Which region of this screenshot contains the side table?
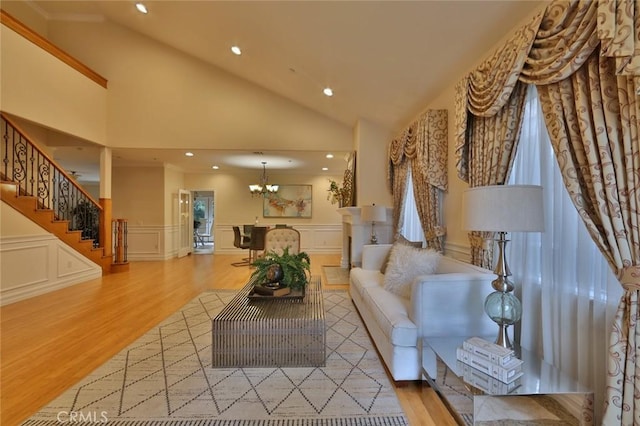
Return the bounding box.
[422,336,593,425]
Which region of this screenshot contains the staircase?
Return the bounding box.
[1,113,113,273]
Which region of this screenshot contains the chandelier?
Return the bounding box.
[249,161,279,197]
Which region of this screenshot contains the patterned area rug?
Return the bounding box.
[23,290,407,426]
[322,266,350,285]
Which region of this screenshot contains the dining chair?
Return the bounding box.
[248,226,268,264]
[231,226,251,266]
[264,227,300,256]
[196,221,213,244]
[193,221,205,248]
[243,224,254,241]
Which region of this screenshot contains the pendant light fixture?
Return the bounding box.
[249,161,279,197]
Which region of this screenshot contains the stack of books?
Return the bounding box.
[456,337,524,388]
[252,285,291,297]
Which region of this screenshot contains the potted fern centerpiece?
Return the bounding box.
[251,247,311,291]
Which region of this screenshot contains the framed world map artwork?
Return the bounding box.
[263,185,312,218]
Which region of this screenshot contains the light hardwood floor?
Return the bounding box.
[0,252,456,426]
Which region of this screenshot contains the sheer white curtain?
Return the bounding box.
[508,85,621,421]
[400,167,426,245]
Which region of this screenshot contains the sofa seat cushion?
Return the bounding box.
[350,268,383,299]
[363,284,417,347]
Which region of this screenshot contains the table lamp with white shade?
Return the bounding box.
[461,185,544,348]
[361,204,387,244]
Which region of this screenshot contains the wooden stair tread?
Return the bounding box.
[2,181,111,273]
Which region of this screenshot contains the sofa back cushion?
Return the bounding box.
[436,256,494,274]
[361,244,393,270]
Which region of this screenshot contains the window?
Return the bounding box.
[400,167,425,245]
[507,85,621,420]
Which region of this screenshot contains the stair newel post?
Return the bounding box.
[99,198,112,258]
[111,218,130,273]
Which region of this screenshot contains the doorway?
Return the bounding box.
[192,190,215,254]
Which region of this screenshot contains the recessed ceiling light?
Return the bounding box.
[135,3,148,14]
[231,46,242,55]
[326,153,334,159]
[185,152,194,157]
[212,165,219,170]
[323,87,333,97]
[322,167,329,171]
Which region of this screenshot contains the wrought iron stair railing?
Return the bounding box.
[1,112,103,248]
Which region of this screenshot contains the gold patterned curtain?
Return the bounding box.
[597,0,640,94]
[466,82,528,268]
[455,10,544,181]
[388,110,447,251]
[455,0,639,422]
[341,151,356,207]
[533,50,640,426]
[453,9,543,268]
[520,3,640,420]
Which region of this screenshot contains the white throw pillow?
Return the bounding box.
[380,234,422,274]
[383,243,441,298]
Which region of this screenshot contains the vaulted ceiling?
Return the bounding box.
[5,0,547,179]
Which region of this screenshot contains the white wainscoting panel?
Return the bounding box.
[126,225,172,261]
[165,226,178,258]
[0,234,101,306]
[307,228,342,251]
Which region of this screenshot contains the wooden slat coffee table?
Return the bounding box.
[211,276,325,368]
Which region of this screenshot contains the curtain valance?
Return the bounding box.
[467,11,544,116]
[388,110,447,192]
[456,0,640,182]
[597,0,640,79]
[520,0,600,84]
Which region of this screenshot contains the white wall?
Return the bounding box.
[1,2,48,37]
[354,119,393,207]
[0,203,102,306]
[0,25,108,145]
[112,166,165,225]
[0,202,48,236]
[110,166,169,260]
